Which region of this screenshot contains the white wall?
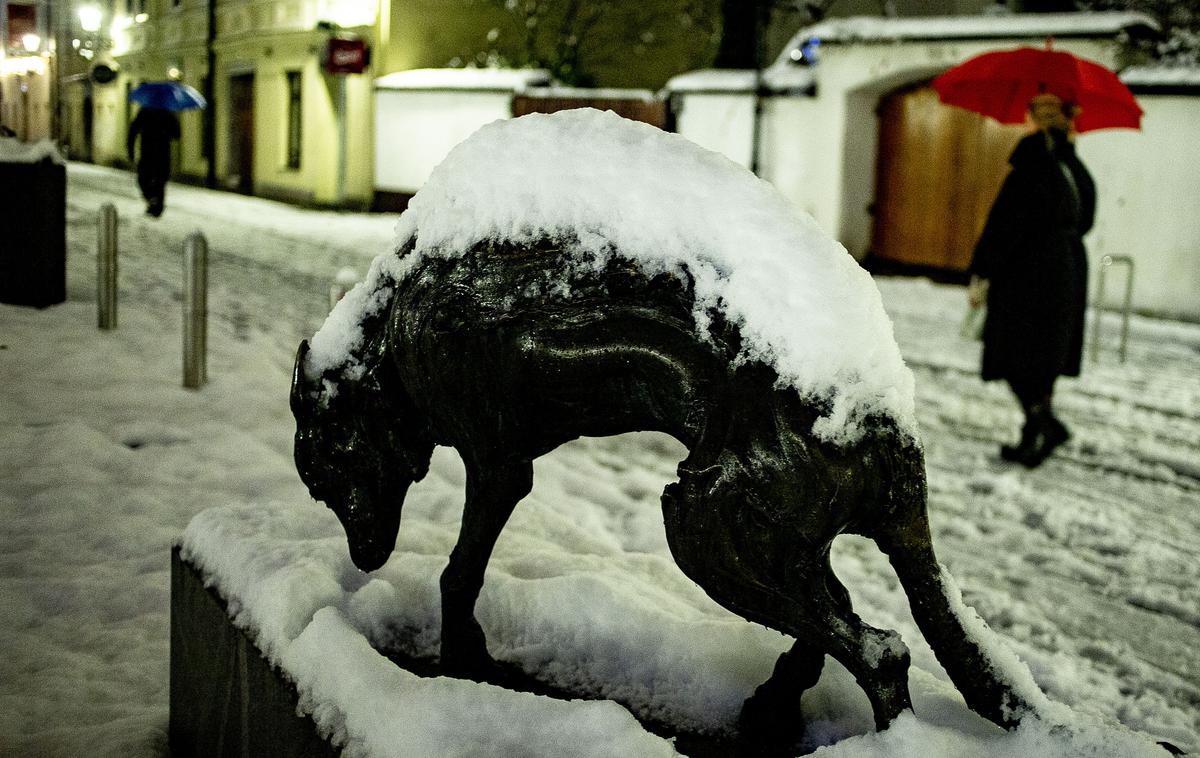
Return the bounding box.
[762,37,1119,259]
[374,89,512,194]
[758,95,843,239]
[1079,96,1200,320]
[672,93,756,169]
[675,38,1200,319]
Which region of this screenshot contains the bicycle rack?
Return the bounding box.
[1090,254,1134,364]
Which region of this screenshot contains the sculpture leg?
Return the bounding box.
[875,511,1035,729]
[798,573,913,732]
[738,556,858,753]
[737,641,824,756]
[439,458,533,677]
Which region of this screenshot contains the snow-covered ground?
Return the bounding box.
[1,163,1197,756]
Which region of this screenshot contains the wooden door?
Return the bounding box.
[512,95,669,129]
[228,73,255,193]
[83,89,94,162]
[871,84,1024,273]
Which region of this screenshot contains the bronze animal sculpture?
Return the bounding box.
[291,238,1035,748]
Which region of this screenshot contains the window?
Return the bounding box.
[285,71,302,170]
[6,4,37,49]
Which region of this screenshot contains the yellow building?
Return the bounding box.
[37,0,727,208]
[65,0,730,209]
[2,0,53,141]
[80,0,376,207]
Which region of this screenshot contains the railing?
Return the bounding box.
[1090,254,1134,364]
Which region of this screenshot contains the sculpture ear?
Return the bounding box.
[291,340,312,415]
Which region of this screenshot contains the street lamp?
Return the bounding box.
[78,6,103,34]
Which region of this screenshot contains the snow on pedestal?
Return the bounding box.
[177,456,1174,757]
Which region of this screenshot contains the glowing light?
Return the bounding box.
[135,13,148,23]
[78,5,103,33]
[22,33,42,53]
[321,0,376,29]
[1,56,47,75]
[168,67,181,79]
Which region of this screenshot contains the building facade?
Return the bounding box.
[2,0,53,141]
[98,0,376,206]
[31,0,731,209]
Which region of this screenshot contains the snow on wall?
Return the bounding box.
[375,67,552,91]
[373,89,513,195]
[1122,65,1200,88]
[774,12,1157,62]
[318,108,918,446]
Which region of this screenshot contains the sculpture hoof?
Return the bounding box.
[736,692,806,758]
[440,623,497,681]
[440,650,499,681]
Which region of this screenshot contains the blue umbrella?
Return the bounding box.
[129,81,207,112]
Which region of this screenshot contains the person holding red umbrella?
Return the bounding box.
[934,41,1140,468]
[965,90,1095,468]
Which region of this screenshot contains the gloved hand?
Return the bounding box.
[967,275,989,308]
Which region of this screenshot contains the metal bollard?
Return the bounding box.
[182,233,208,389]
[97,203,118,329]
[1090,254,1134,364]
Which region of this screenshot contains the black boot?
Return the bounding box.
[1001,408,1044,464]
[1002,407,1068,468]
[1024,413,1069,467]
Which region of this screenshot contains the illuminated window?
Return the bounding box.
[286,71,302,169]
[6,4,37,50]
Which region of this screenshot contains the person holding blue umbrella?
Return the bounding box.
[126,81,204,217]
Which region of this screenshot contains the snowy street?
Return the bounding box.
[1,162,1197,756]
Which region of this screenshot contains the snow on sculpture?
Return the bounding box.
[291,109,1036,749]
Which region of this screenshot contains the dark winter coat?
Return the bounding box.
[127,108,180,204]
[969,129,1095,392]
[127,107,179,170]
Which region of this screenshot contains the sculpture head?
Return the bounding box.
[291,340,434,572]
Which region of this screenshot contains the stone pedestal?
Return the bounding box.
[0,159,66,308]
[169,547,733,757]
[168,547,337,757]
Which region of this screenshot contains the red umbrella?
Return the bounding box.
[931,40,1142,133]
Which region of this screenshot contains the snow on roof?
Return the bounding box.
[310,108,917,446]
[0,138,65,165]
[375,67,552,91]
[1121,65,1200,90]
[775,11,1159,66]
[664,67,815,94]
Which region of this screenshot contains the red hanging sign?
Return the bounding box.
[324,37,367,75]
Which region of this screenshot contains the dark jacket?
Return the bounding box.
[127,107,180,171]
[969,129,1095,390]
